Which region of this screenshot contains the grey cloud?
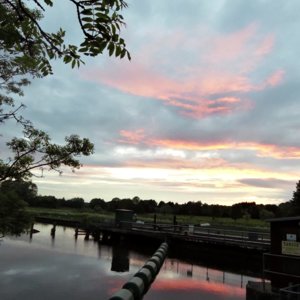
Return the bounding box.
[214,1,300,34]
[5,0,300,204]
[239,178,294,189]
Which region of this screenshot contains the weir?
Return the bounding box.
[36,215,270,252]
[109,242,169,300]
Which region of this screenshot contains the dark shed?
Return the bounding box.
[269,216,300,255]
[264,216,300,289]
[115,209,135,228]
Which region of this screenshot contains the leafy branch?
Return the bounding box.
[1,0,130,76]
[1,125,94,182]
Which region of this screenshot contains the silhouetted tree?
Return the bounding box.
[0,180,37,204]
[90,198,106,210]
[290,180,300,215]
[231,204,243,221]
[65,197,85,209]
[34,195,59,208]
[0,191,31,236]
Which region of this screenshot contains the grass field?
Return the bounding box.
[27,207,269,230]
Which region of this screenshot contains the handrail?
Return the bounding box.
[121,221,270,242]
[263,252,300,279]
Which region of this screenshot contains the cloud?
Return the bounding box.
[83,22,283,119]
[117,129,300,159]
[239,178,294,189]
[118,129,146,145]
[264,70,285,87]
[9,0,300,205]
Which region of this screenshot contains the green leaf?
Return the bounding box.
[120,48,126,59]
[78,47,89,53]
[112,24,116,36]
[95,12,110,21]
[81,9,93,15]
[44,0,53,6]
[108,43,115,56]
[98,41,108,52]
[81,17,94,22]
[63,55,72,64]
[83,23,94,30]
[115,46,121,57]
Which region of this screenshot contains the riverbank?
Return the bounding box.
[27,207,269,231]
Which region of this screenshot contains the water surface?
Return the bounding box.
[0,224,263,300]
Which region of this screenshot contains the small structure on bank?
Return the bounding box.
[264,216,300,290]
[247,216,300,300]
[115,209,135,229]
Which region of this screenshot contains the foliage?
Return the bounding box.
[259,208,275,220]
[1,0,130,77]
[0,0,131,182]
[27,206,114,223]
[90,198,106,210]
[0,0,130,236]
[0,190,32,236]
[0,179,37,201]
[0,126,94,182]
[4,181,299,234]
[290,180,300,215]
[64,197,85,209]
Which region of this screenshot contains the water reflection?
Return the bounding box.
[148,259,254,300]
[0,224,264,300]
[111,244,130,272]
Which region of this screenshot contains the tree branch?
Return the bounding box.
[70,0,94,39]
[33,0,45,11]
[16,0,63,55]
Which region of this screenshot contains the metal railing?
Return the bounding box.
[263,253,300,279]
[280,284,300,300]
[115,221,270,250]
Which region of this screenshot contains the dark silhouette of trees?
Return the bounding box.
[0,180,37,203]
[33,195,67,208]
[65,197,85,209]
[90,198,106,211]
[0,0,130,235]
[2,180,300,227]
[1,0,130,182]
[290,180,300,215]
[0,190,31,236]
[231,204,243,221]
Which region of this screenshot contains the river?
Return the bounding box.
[0,223,264,300]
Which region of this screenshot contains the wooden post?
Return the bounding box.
[29,223,34,240]
[93,230,100,241]
[74,227,79,239]
[84,230,90,240]
[173,215,177,232]
[50,224,56,238]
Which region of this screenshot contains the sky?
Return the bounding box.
[8,0,300,205]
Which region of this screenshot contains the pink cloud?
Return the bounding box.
[264,70,285,86]
[255,34,275,56]
[206,23,258,63]
[119,129,146,144]
[83,23,283,118]
[117,130,300,159]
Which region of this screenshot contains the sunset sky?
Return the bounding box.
[11,0,300,205]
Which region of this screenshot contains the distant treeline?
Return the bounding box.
[1,180,300,220]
